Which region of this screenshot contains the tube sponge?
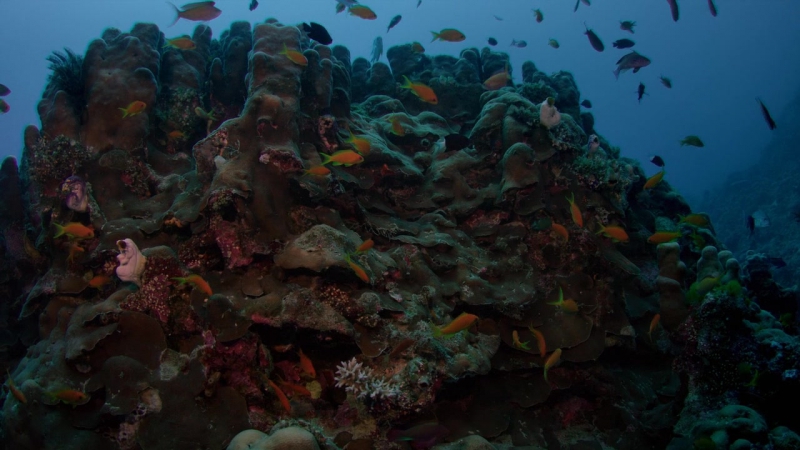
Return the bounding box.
[116,239,146,286]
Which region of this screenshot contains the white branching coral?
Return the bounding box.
[334,357,400,401]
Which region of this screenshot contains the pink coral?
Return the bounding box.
[201,331,269,403]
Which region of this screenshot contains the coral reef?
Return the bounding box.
[0,18,797,450]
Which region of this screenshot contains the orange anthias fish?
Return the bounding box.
[648,313,661,342]
[388,116,406,136]
[411,42,425,53]
[648,231,681,244]
[434,312,478,337]
[305,165,331,176]
[298,349,316,378]
[548,288,579,313]
[172,274,213,296]
[278,380,311,397]
[88,274,112,288]
[67,241,85,263]
[551,222,569,241]
[543,348,562,382]
[356,239,374,253]
[266,379,292,413]
[168,1,222,27]
[484,67,510,91]
[678,214,710,227]
[48,389,89,406]
[6,371,27,404]
[511,330,530,350]
[401,76,438,104]
[344,254,370,283]
[528,326,547,357]
[431,28,466,43]
[280,43,308,66]
[348,5,377,20]
[597,224,630,243]
[119,101,146,118]
[164,36,196,50]
[321,150,364,166]
[643,170,665,190]
[53,222,94,239]
[168,130,185,140]
[346,132,372,154]
[566,193,583,227]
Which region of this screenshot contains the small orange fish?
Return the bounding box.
[272,344,293,353]
[172,274,213,296]
[434,312,478,337]
[168,1,222,26]
[648,231,681,244]
[348,5,377,20]
[551,222,569,241]
[597,224,630,243]
[53,222,94,239]
[356,239,374,253]
[512,330,530,350]
[48,389,88,405]
[164,36,196,50]
[266,379,292,413]
[380,164,393,177]
[388,116,406,136]
[528,326,547,358]
[678,214,709,227]
[389,338,415,358]
[401,75,438,104]
[344,254,370,283]
[168,130,185,140]
[411,42,425,53]
[431,28,466,43]
[305,165,331,176]
[484,66,510,91]
[321,150,364,166]
[566,193,583,227]
[298,349,316,378]
[119,101,146,118]
[280,43,308,66]
[648,313,660,342]
[643,170,665,190]
[548,288,579,313]
[88,274,111,288]
[543,348,562,382]
[278,380,311,397]
[67,241,85,263]
[346,132,371,155]
[6,371,26,404]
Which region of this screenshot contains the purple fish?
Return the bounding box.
[387,422,449,449]
[667,0,679,21]
[613,51,651,79]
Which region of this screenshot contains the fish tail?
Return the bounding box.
[171,276,187,285]
[319,153,332,165]
[53,223,65,238]
[613,68,620,80]
[401,75,412,89]
[432,325,442,337]
[430,31,439,43]
[119,108,129,118]
[280,43,288,55]
[167,2,181,27]
[595,225,605,235]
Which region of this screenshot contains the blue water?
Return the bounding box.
[1,0,799,205]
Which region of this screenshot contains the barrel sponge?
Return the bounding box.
[226,427,320,450]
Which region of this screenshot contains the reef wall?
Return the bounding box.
[0,19,798,450]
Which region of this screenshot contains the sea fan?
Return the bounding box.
[43,48,86,111]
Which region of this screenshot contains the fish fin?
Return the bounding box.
[430,31,439,42]
[166,2,181,27]
[53,223,65,238]
[319,153,332,165]
[613,68,620,80]
[119,108,129,118]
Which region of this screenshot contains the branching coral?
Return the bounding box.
[334,357,400,401]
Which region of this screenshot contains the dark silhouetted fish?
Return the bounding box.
[581,99,592,108]
[0,84,9,97]
[445,134,470,151]
[660,75,672,89]
[614,51,651,79]
[0,99,9,114]
[488,37,498,46]
[613,39,635,49]
[249,0,258,11]
[371,36,383,63]
[387,422,449,448]
[584,23,604,52]
[511,39,527,48]
[302,22,333,45]
[387,15,402,32]
[574,0,590,12]
[649,155,665,167]
[756,98,776,130]
[746,215,755,235]
[620,20,636,33]
[708,0,718,16]
[667,0,679,22]
[637,82,647,103]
